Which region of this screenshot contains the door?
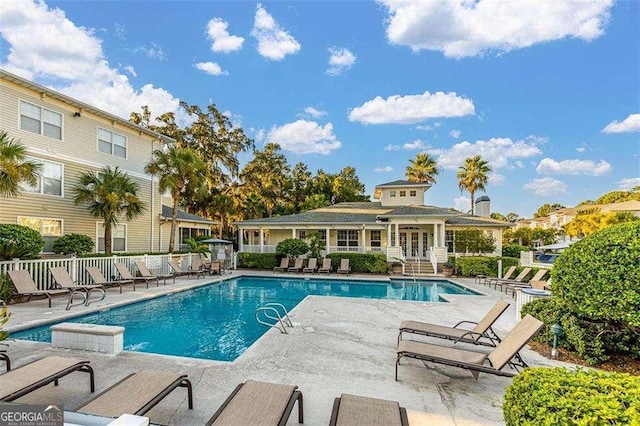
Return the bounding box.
[400,232,420,259]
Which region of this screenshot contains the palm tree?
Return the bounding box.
[406,153,439,184]
[73,167,145,255]
[457,155,492,215]
[145,146,207,252]
[0,130,41,197]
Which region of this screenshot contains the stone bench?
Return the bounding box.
[51,323,124,355]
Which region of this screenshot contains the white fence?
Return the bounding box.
[0,253,203,291]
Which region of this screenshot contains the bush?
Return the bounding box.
[501,244,530,258]
[0,274,14,304]
[453,256,520,277]
[503,367,640,425]
[275,238,310,258]
[326,253,388,274]
[52,233,94,256]
[237,252,279,269]
[551,221,640,361]
[0,224,45,259]
[453,229,496,253]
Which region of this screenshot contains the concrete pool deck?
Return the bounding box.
[2,271,574,425]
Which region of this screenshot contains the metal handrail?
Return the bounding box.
[264,303,293,327]
[255,307,288,334]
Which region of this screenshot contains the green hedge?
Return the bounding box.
[326,253,388,274]
[0,224,45,260]
[451,256,520,277]
[501,244,530,258]
[503,367,640,425]
[237,252,280,270]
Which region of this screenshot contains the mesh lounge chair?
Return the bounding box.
[49,267,106,306]
[86,266,135,293]
[487,267,531,289]
[205,380,303,426]
[135,261,175,285]
[503,269,548,295]
[303,258,317,274]
[168,260,205,279]
[337,259,350,275]
[76,371,192,418]
[330,394,408,426]
[477,265,517,285]
[115,263,159,288]
[0,356,94,402]
[7,270,86,310]
[0,346,9,371]
[318,258,333,274]
[288,258,304,273]
[398,300,510,348]
[273,258,289,273]
[396,315,544,380]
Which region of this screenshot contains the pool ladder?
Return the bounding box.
[255,303,293,334]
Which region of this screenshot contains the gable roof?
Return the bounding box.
[160,205,216,224]
[446,216,514,227]
[375,180,432,188]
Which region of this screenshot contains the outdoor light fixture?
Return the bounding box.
[550,323,563,359]
[73,111,82,118]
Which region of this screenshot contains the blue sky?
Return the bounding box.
[1,0,638,217]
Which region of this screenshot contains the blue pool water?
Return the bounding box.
[12,276,478,361]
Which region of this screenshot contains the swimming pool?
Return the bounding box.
[12,276,479,361]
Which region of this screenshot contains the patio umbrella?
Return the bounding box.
[199,238,232,244]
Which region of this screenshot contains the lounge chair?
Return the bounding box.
[398,300,510,347]
[337,259,350,275]
[205,380,303,426]
[303,258,317,274]
[477,265,516,285]
[7,270,86,310]
[329,393,408,426]
[273,258,289,273]
[135,261,175,285]
[0,356,94,401]
[487,267,531,289]
[86,266,136,293]
[396,315,544,380]
[49,267,106,306]
[288,258,304,273]
[0,346,9,371]
[76,371,192,418]
[168,260,205,279]
[503,269,548,295]
[318,258,333,274]
[115,262,159,288]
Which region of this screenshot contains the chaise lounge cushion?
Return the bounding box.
[331,394,408,426]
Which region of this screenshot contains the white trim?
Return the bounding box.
[97,126,128,159]
[95,222,128,253]
[18,98,64,141]
[23,156,65,198]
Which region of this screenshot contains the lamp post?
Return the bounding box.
[550,323,563,359]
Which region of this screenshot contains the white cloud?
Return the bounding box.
[349,91,474,124]
[132,43,167,60]
[267,120,341,154]
[249,128,266,143]
[618,177,640,190]
[576,143,590,152]
[602,113,640,133]
[375,166,394,173]
[514,161,524,168]
[251,3,301,61]
[0,0,182,122]
[450,129,461,138]
[327,46,356,75]
[206,17,244,53]
[194,61,228,76]
[536,158,611,176]
[303,106,327,118]
[384,144,401,151]
[430,137,542,170]
[403,140,429,150]
[453,195,470,213]
[488,172,505,186]
[523,177,568,196]
[380,0,613,58]
[123,65,137,77]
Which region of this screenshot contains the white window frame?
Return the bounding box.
[17,216,63,253]
[96,222,128,253]
[22,157,64,197]
[97,127,128,158]
[389,190,396,198]
[370,230,381,247]
[19,100,63,140]
[337,230,359,247]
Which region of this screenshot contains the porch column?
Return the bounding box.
[361,226,366,253]
[394,223,399,247]
[292,228,296,239]
[259,227,264,253]
[238,227,244,252]
[386,224,391,249]
[439,223,446,248]
[326,227,331,254]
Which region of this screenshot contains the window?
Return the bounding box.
[97,223,127,252]
[445,230,455,253]
[389,191,396,197]
[410,190,417,197]
[23,158,63,196]
[98,128,127,158]
[298,230,307,239]
[179,227,208,245]
[337,230,359,247]
[18,217,63,253]
[399,190,406,197]
[370,230,381,247]
[20,101,62,140]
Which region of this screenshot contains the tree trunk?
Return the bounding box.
[104,223,112,256]
[169,198,178,252]
[470,190,475,215]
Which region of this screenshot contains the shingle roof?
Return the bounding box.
[379,205,460,217]
[160,205,216,224]
[446,215,513,227]
[375,180,431,188]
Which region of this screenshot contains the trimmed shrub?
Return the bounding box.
[453,256,520,277]
[0,224,45,259]
[275,238,310,258]
[453,229,496,253]
[237,252,279,270]
[501,244,530,258]
[503,367,640,425]
[52,233,94,256]
[326,253,388,274]
[0,273,15,302]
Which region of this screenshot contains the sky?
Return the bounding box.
[0,0,638,218]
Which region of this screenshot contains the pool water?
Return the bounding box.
[12,276,478,361]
